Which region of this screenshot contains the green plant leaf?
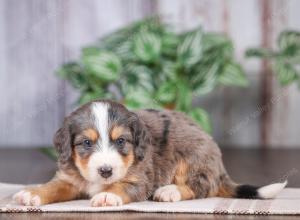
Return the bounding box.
[219,62,248,87]
[245,48,275,58]
[191,62,219,95]
[56,62,88,89]
[177,28,203,67]
[124,87,159,109]
[82,50,122,82]
[278,31,300,52]
[40,148,58,161]
[155,81,177,104]
[98,16,164,49]
[82,46,101,57]
[246,30,300,89]
[202,33,228,49]
[274,59,298,86]
[175,82,192,112]
[114,40,136,61]
[202,33,233,59]
[134,31,161,63]
[121,64,154,93]
[246,31,300,60]
[194,75,218,96]
[188,108,212,133]
[161,61,178,81]
[162,31,180,57]
[78,88,111,105]
[278,31,300,63]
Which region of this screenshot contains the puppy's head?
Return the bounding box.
[54,100,149,184]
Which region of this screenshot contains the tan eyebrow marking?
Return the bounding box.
[110,126,124,140]
[82,128,99,142]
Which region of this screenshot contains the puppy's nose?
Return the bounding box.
[98,165,113,178]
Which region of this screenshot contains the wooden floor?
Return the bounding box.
[0,148,300,220]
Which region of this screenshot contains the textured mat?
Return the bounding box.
[1,183,300,215]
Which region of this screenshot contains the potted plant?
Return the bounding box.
[42,17,248,160]
[246,30,300,86]
[58,17,247,134]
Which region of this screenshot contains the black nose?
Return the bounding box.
[98,165,113,178]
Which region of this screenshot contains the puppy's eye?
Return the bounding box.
[83,139,92,148]
[116,138,125,146]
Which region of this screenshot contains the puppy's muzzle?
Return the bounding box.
[98,165,113,178]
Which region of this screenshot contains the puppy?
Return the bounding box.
[13,100,287,206]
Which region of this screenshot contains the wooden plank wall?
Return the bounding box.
[0,0,299,148]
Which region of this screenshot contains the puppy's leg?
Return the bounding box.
[154,160,213,202]
[13,178,80,206]
[91,176,148,207]
[153,184,194,202]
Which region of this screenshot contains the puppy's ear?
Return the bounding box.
[53,120,72,163]
[130,113,150,161]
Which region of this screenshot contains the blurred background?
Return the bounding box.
[0,0,300,186]
[0,0,300,185]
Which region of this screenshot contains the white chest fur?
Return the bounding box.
[87,182,104,197]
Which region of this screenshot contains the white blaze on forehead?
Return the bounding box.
[88,102,126,185]
[92,102,109,149]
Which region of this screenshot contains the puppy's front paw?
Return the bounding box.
[153,184,181,202]
[13,190,41,206]
[90,192,123,207]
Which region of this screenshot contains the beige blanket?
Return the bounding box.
[1,183,299,215]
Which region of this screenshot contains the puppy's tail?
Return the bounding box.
[218,176,287,199]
